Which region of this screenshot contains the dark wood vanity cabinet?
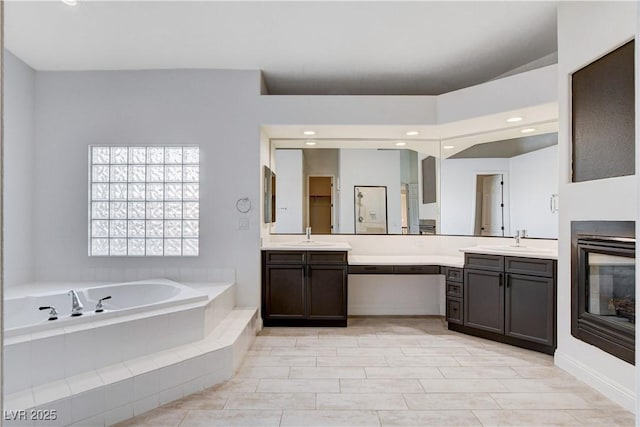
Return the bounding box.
[449,253,556,354]
[262,250,348,327]
[445,267,464,325]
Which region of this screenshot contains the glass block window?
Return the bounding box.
[89,146,199,256]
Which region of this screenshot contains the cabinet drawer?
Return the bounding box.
[308,251,348,265]
[446,298,463,324]
[446,282,463,298]
[264,250,305,265]
[505,257,555,278]
[445,267,463,282]
[348,265,394,274]
[465,253,504,272]
[393,265,440,275]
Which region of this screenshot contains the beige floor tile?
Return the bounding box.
[498,378,581,393]
[566,409,635,426]
[210,378,259,394]
[161,390,227,410]
[296,337,359,347]
[403,392,501,410]
[365,367,443,379]
[473,409,583,426]
[270,346,337,357]
[317,356,389,367]
[179,409,282,426]
[386,356,460,367]
[290,366,366,379]
[281,409,380,426]
[113,408,187,426]
[337,347,405,356]
[453,355,535,366]
[224,392,316,410]
[419,379,508,393]
[242,355,316,367]
[339,379,425,394]
[489,392,592,409]
[316,393,407,410]
[378,410,482,426]
[234,366,290,379]
[439,366,520,379]
[251,336,297,348]
[257,378,340,393]
[511,366,573,379]
[401,346,472,356]
[357,337,422,347]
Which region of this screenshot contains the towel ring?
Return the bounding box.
[236,197,252,213]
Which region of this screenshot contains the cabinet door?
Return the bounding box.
[464,269,504,334]
[307,265,348,320]
[264,265,306,319]
[505,273,555,346]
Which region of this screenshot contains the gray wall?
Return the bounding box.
[3,51,35,287]
[31,67,262,307]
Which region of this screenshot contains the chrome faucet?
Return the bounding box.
[306,226,312,241]
[68,290,84,317]
[514,229,527,247]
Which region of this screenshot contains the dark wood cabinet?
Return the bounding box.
[262,250,348,326]
[450,253,557,355]
[464,269,504,334]
[505,272,555,346]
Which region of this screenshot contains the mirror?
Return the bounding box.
[263,166,276,223]
[440,131,558,239]
[269,129,558,238]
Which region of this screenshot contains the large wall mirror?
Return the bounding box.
[269,123,558,238]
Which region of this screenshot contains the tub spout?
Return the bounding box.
[68,290,84,317]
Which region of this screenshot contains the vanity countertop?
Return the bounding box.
[348,255,464,268]
[261,241,353,251]
[459,245,558,260]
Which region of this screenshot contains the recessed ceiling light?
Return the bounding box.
[405,131,419,136]
[395,142,407,147]
[443,145,455,150]
[521,128,536,134]
[305,141,317,146]
[506,116,523,123]
[61,0,78,6]
[303,130,316,136]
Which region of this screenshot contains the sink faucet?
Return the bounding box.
[514,229,527,247]
[306,227,312,241]
[68,290,84,317]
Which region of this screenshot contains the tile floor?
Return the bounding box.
[115,317,635,426]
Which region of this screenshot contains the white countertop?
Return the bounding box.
[261,241,353,251]
[458,245,557,260]
[348,255,464,268]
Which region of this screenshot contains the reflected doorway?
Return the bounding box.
[308,176,333,234]
[474,173,506,236]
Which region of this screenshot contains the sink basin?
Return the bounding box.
[475,245,553,253]
[289,241,336,247]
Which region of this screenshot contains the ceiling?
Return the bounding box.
[5,1,559,95]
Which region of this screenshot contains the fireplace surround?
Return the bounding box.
[571,221,635,364]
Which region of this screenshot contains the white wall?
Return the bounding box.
[3,51,35,287]
[274,149,304,233]
[556,1,637,412]
[338,149,402,234]
[440,157,510,235]
[509,145,558,238]
[31,69,263,308]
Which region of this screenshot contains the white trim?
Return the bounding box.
[555,350,636,413]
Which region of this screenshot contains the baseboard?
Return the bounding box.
[554,350,636,413]
[348,305,441,316]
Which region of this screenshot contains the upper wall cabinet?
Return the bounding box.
[571,40,635,182]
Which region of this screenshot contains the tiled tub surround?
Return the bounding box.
[3,280,259,426]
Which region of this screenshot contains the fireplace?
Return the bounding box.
[571,221,635,364]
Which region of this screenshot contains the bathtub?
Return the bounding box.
[3,279,226,396]
[4,279,208,337]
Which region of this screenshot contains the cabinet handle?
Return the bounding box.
[499,274,503,287]
[506,276,510,288]
[307,266,311,277]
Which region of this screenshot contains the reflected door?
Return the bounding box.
[477,174,504,236]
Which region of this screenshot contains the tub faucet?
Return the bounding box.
[39,306,58,321]
[514,229,527,247]
[306,227,312,241]
[68,290,84,317]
